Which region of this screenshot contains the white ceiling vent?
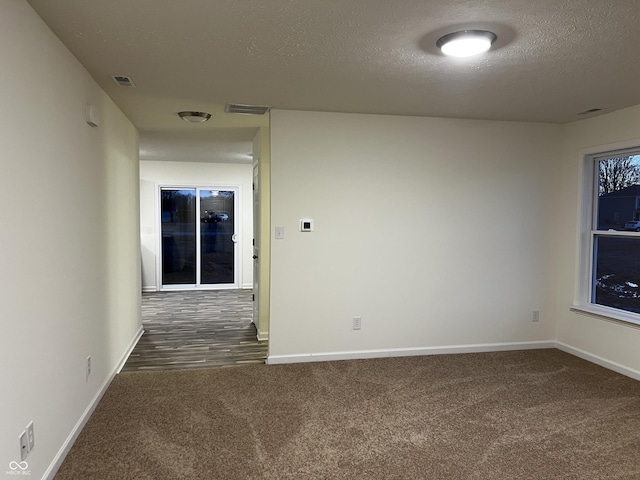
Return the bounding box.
[224,103,270,115]
[111,75,136,87]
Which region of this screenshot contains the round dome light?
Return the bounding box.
[178,111,212,122]
[436,30,497,58]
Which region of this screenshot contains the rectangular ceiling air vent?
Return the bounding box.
[111,75,136,87]
[224,103,270,115]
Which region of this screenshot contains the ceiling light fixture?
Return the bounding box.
[436,30,497,57]
[178,111,212,123]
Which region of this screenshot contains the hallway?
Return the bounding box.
[122,290,267,371]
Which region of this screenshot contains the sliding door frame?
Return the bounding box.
[156,184,242,291]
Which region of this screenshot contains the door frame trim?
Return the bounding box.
[156,184,242,291]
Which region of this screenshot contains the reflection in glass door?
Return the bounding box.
[160,187,237,289]
[200,189,235,284]
[161,189,196,285]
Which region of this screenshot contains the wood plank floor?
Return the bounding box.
[121,289,268,372]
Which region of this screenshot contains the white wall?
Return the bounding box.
[139,161,253,290]
[0,1,141,478]
[253,128,271,341]
[552,104,640,374]
[269,110,562,361]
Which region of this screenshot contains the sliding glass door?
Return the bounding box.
[161,189,196,285]
[160,187,238,289]
[200,189,235,284]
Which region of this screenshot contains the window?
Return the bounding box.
[578,147,640,322]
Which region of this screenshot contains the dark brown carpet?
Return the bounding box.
[54,349,640,479]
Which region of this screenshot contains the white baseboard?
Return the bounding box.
[142,286,157,293]
[268,340,640,382]
[116,326,144,373]
[555,341,640,381]
[267,341,556,365]
[257,331,269,341]
[43,326,144,480]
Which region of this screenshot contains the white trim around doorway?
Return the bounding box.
[156,184,242,291]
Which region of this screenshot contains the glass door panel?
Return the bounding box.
[200,189,235,284]
[161,188,197,285]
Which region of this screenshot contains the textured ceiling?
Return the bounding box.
[25,0,640,161]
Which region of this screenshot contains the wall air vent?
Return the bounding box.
[224,103,270,115]
[111,75,136,87]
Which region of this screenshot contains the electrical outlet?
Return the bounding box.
[532,310,540,322]
[27,422,34,452]
[353,316,362,330]
[86,355,91,382]
[19,430,28,461]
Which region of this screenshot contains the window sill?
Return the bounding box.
[570,304,640,328]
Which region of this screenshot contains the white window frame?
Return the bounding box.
[573,140,640,326]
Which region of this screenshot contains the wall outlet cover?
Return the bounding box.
[19,430,28,461]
